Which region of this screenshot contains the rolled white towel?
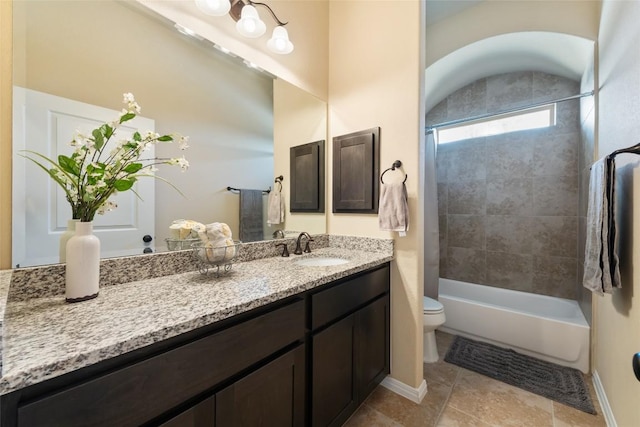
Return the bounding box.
[205,222,233,241]
[200,238,236,262]
[170,219,205,240]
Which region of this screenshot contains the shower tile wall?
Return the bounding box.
[578,60,596,323]
[428,71,581,299]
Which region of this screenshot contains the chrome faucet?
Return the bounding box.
[294,232,313,255]
[272,229,285,239]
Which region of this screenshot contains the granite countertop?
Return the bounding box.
[0,247,392,395]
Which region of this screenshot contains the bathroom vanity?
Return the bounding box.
[0,240,392,426]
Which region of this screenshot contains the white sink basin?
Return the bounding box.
[294,257,350,267]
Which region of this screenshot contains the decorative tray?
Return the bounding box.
[191,241,242,276]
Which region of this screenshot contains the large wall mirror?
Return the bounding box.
[12,0,327,268]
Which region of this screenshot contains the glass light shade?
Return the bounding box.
[267,26,294,55]
[195,0,231,16]
[236,5,266,38]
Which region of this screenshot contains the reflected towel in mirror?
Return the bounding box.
[267,186,285,226]
[239,189,264,242]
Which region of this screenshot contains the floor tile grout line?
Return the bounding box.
[432,361,463,426]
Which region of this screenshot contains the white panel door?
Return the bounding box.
[12,87,155,267]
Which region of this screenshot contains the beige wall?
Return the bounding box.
[594,0,640,425]
[426,0,600,67]
[12,0,275,250]
[0,1,11,269]
[139,0,329,101]
[273,78,327,235]
[328,0,425,389]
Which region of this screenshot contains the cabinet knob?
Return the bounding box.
[143,247,153,254]
[143,235,153,243]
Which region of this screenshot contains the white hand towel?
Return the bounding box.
[267,187,285,226]
[378,182,409,237]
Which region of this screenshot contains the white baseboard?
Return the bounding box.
[380,376,427,404]
[593,370,617,427]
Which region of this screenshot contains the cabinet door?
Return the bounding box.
[311,315,358,427]
[290,140,325,212]
[216,344,305,427]
[356,295,390,400]
[160,396,215,427]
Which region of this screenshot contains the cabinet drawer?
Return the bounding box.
[18,299,305,427]
[311,264,389,330]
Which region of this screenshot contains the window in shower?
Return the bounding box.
[437,103,556,144]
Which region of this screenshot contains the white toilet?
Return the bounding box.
[423,296,446,363]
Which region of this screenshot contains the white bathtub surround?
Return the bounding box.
[64,221,100,303]
[438,278,590,373]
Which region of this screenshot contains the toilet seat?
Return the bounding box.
[423,296,444,314]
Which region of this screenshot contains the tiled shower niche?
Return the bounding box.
[428,71,581,299]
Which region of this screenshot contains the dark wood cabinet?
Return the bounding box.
[355,296,390,399]
[160,345,306,427]
[332,127,380,213]
[1,264,390,427]
[290,140,325,212]
[312,314,358,427]
[11,300,305,427]
[217,344,305,426]
[310,265,390,426]
[160,397,216,427]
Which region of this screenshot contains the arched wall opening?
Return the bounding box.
[424,31,596,326]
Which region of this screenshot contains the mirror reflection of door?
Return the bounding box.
[13,88,155,267]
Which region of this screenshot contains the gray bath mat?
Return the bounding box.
[444,336,596,414]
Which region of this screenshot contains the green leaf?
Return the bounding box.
[120,112,135,123]
[92,128,105,150]
[157,135,173,142]
[58,154,80,175]
[21,150,78,185]
[103,124,114,139]
[114,179,135,191]
[133,131,141,142]
[123,163,143,173]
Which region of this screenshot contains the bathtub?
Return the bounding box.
[438,278,590,373]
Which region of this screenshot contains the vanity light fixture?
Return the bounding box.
[194,0,294,55]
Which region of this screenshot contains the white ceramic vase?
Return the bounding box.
[59,219,79,263]
[65,221,100,303]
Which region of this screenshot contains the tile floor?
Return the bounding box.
[345,331,606,427]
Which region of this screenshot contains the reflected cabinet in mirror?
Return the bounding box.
[290,140,325,213]
[11,0,327,268]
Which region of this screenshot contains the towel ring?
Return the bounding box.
[274,175,284,191]
[380,160,408,184]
